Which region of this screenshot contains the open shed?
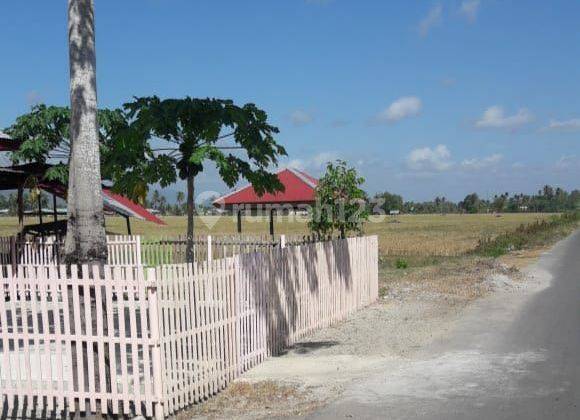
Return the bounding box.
[213,167,318,235]
[0,162,165,236]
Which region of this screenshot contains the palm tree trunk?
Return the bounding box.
[186,172,195,262]
[64,0,107,266]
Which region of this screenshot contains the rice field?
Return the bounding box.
[0,213,554,257]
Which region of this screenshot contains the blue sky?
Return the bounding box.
[1,0,579,201]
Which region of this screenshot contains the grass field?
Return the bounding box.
[0,213,555,257]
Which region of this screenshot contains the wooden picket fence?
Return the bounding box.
[0,236,378,418]
[140,234,280,266]
[0,236,13,266]
[0,234,328,268]
[0,235,142,267]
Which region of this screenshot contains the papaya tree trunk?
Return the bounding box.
[186,172,195,262]
[64,0,108,266]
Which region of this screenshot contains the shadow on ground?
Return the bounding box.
[277,340,340,356]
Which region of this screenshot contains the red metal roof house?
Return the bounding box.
[213,167,319,235]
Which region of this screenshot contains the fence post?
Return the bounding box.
[135,235,142,266]
[207,235,212,263]
[147,267,165,420]
[280,234,286,249]
[10,236,17,272]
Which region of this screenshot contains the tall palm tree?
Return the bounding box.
[64,0,107,265]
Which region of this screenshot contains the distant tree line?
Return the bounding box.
[4,184,576,217]
[372,185,579,214]
[143,190,217,216]
[0,191,59,216]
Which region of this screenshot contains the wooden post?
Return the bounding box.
[237,210,242,234]
[269,208,275,237]
[135,235,142,266]
[17,186,24,229]
[52,193,58,223]
[207,235,212,263]
[147,267,165,420]
[37,192,43,225]
[9,236,17,271]
[125,215,132,235]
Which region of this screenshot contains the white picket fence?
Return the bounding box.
[0,234,322,267]
[1,235,142,266]
[0,236,378,418]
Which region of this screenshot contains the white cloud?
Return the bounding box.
[555,155,578,170]
[461,153,503,170]
[544,118,580,132]
[286,151,340,171]
[475,106,533,130]
[460,0,480,22]
[287,159,306,170]
[290,110,314,126]
[407,144,453,172]
[418,4,443,37]
[311,151,339,167]
[377,96,422,123]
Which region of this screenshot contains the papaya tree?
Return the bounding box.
[5,104,125,184]
[309,160,369,238]
[110,96,287,261]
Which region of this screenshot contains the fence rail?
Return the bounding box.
[0,236,378,418]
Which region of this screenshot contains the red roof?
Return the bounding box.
[102,189,166,225]
[214,168,318,206]
[38,182,166,225]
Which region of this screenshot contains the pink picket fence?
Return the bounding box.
[0,236,378,418]
[0,235,142,267]
[0,234,322,267]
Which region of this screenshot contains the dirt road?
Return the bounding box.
[306,230,580,419]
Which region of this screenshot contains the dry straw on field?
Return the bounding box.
[0,213,552,257]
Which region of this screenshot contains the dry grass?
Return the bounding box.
[379,256,525,304]
[0,213,554,258]
[176,380,321,419]
[369,213,554,257]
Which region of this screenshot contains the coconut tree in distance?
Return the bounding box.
[65,0,107,265]
[176,191,185,215]
[108,96,287,261]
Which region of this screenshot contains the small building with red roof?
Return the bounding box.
[213,167,318,235]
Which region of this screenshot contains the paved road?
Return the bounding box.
[308,231,580,420]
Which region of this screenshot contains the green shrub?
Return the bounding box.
[395,258,409,269]
[474,211,579,257]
